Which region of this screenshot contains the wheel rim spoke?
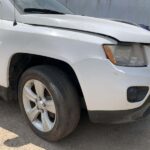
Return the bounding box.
[24,87,37,102]
[41,111,52,131]
[27,106,40,122]
[34,80,45,98]
[45,100,56,114]
[23,79,56,132]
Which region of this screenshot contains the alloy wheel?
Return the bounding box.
[22,79,56,132]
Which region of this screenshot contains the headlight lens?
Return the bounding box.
[103,44,147,67]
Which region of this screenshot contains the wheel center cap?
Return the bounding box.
[37,100,45,110]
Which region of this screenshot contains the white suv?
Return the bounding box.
[1,0,150,141]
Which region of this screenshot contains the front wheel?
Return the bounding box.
[18,65,80,141]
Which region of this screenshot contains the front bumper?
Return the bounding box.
[73,44,150,123]
[74,58,150,111]
[88,95,150,123]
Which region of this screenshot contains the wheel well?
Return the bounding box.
[9,53,86,108]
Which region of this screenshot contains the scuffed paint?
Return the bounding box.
[57,0,150,26]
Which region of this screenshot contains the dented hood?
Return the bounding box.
[19,14,150,43]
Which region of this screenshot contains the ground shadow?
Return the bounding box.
[0,100,150,150]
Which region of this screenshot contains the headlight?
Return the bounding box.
[103,44,147,67]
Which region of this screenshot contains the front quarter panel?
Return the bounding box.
[0,20,117,111]
[0,20,116,86]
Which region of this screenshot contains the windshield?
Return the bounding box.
[12,0,72,14]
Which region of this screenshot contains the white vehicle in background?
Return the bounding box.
[0,0,150,141]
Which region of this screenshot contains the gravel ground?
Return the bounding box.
[0,99,150,150]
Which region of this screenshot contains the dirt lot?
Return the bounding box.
[0,99,150,150]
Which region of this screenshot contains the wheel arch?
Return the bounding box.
[8,53,87,108]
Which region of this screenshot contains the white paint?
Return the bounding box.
[19,14,150,43]
[0,0,150,112]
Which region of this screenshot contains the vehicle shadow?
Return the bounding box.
[0,99,150,150]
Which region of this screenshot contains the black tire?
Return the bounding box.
[18,65,80,141]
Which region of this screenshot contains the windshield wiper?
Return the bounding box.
[24,8,65,14]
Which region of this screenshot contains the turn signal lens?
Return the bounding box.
[103,45,116,64]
